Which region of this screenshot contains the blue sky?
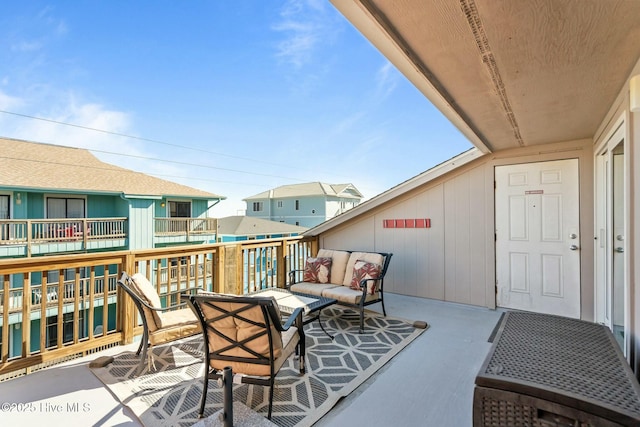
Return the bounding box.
[0,1,472,217]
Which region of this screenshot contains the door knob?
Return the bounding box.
[569,244,579,251]
[615,247,624,253]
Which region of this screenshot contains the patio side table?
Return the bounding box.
[474,311,640,427]
[249,288,337,338]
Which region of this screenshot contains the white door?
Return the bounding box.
[495,159,581,318]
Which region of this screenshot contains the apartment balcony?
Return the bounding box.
[0,217,218,257]
[0,237,313,377]
[153,217,217,245]
[0,293,500,427]
[0,237,499,426]
[0,238,637,426]
[0,218,128,257]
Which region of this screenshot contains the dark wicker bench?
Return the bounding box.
[474,311,640,426]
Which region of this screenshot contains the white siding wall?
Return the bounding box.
[319,139,594,313]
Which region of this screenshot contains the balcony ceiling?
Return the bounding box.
[332,0,640,152]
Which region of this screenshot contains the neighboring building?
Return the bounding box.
[243,182,362,228]
[0,137,226,355]
[322,0,640,370]
[0,137,225,257]
[216,216,307,242]
[216,216,308,294]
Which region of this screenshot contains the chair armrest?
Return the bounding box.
[118,272,193,312]
[357,276,383,294]
[163,289,202,310]
[287,269,305,287]
[281,307,304,331]
[134,297,189,312]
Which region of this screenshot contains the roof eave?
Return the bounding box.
[330,0,490,154]
[303,148,485,236]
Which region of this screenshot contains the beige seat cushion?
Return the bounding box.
[130,273,163,330]
[200,299,289,376]
[149,316,201,346]
[213,326,300,376]
[342,252,385,286]
[157,306,198,328]
[317,249,351,285]
[321,285,380,305]
[289,282,339,296]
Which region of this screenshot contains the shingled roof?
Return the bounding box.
[217,216,307,236]
[244,182,362,200]
[0,137,224,199]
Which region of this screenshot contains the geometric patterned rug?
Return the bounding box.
[91,306,426,427]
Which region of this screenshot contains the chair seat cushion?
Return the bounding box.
[130,273,164,329]
[149,316,201,346]
[316,249,351,285]
[289,282,339,296]
[201,300,284,367]
[158,307,198,328]
[321,286,380,305]
[342,252,385,287]
[210,326,300,376]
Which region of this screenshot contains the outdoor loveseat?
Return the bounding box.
[288,249,392,333]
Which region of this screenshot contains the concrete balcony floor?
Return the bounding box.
[0,294,503,427]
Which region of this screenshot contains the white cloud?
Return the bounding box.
[375,61,399,102]
[274,25,316,69]
[8,6,67,53]
[37,5,67,35]
[0,89,25,110]
[334,110,366,134]
[272,0,335,70]
[1,91,149,170]
[10,41,43,52]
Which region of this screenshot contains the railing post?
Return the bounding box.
[82,218,88,248]
[21,273,31,366]
[236,244,244,295]
[120,252,137,345]
[220,244,244,295]
[27,220,32,257]
[277,243,285,289]
[1,274,8,364]
[214,246,224,293]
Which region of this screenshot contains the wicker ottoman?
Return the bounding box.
[474,312,640,426]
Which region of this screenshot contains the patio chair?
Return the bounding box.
[186,293,306,419]
[118,272,201,374]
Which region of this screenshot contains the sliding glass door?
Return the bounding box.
[595,123,628,355]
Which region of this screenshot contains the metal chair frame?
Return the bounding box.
[187,293,306,419]
[118,271,200,374]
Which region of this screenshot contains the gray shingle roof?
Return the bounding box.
[0,137,224,199]
[244,182,362,200]
[217,216,307,236]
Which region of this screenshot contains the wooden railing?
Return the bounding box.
[154,217,217,236]
[0,236,317,378]
[0,217,127,247]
